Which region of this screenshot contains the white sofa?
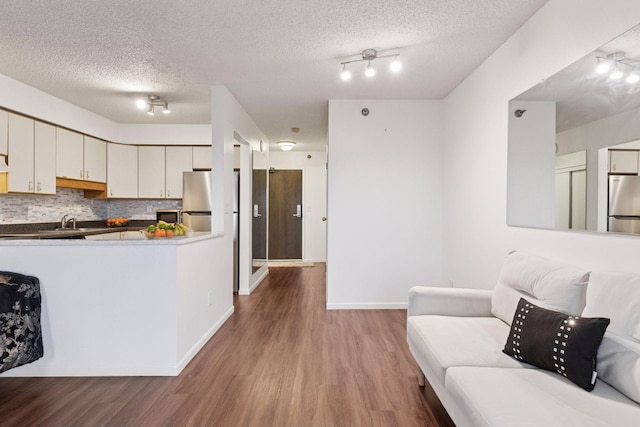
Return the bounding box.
[407,251,640,427]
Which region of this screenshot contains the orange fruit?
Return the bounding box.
[166,230,174,238]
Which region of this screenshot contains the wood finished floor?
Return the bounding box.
[0,264,454,427]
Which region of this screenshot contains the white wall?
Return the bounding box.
[211,86,270,295]
[442,0,640,290]
[327,99,444,308]
[269,151,327,262]
[507,100,556,228]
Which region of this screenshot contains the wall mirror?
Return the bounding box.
[507,23,640,235]
[252,150,268,273]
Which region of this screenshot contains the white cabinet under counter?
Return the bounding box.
[0,233,226,377]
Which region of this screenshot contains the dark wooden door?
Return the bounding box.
[269,169,302,259]
[252,169,267,269]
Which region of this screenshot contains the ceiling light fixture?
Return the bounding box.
[136,95,170,115]
[595,51,639,83]
[627,72,640,84]
[340,48,401,81]
[340,64,352,80]
[365,60,375,77]
[277,141,296,151]
[390,55,402,72]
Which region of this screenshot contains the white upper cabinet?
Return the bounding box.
[7,113,35,193]
[107,143,138,198]
[0,110,8,155]
[165,146,193,199]
[56,128,84,180]
[192,146,212,170]
[7,113,55,194]
[34,122,56,195]
[609,150,639,174]
[84,136,107,183]
[138,146,166,198]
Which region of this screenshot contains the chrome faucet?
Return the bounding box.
[60,215,76,229]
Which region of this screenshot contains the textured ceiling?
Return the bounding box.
[0,0,548,150]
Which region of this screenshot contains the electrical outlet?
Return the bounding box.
[146,206,153,213]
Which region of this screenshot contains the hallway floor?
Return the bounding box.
[0,264,453,426]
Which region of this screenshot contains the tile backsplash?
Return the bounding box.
[0,188,181,224]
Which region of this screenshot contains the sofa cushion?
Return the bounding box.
[407,316,529,385]
[582,271,640,404]
[491,251,590,325]
[503,297,609,391]
[445,366,640,427]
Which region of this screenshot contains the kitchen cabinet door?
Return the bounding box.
[138,146,166,198]
[7,113,35,193]
[84,136,107,183]
[56,128,84,180]
[0,110,8,155]
[609,150,638,174]
[166,146,193,199]
[107,143,138,198]
[192,146,212,170]
[34,122,56,195]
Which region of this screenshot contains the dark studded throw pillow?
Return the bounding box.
[503,297,610,391]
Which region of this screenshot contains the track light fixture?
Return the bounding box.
[340,48,401,80]
[595,52,639,84]
[135,95,170,115]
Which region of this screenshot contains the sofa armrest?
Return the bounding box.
[408,286,493,317]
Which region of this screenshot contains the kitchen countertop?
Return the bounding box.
[0,220,221,244]
[0,231,219,246]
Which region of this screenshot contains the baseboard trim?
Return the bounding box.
[176,305,235,374]
[326,302,408,310]
[239,268,269,295]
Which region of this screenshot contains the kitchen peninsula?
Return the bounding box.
[0,231,232,377]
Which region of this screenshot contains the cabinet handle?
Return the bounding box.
[160,190,163,197]
[86,170,90,179]
[37,182,42,192]
[168,190,171,198]
[110,189,113,196]
[28,181,33,191]
[80,170,83,179]
[613,164,617,171]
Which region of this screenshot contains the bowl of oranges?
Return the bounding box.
[144,221,190,239]
[106,217,129,227]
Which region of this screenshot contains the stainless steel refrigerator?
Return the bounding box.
[182,171,212,232]
[608,175,640,234]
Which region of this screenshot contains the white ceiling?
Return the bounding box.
[0,0,548,151]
